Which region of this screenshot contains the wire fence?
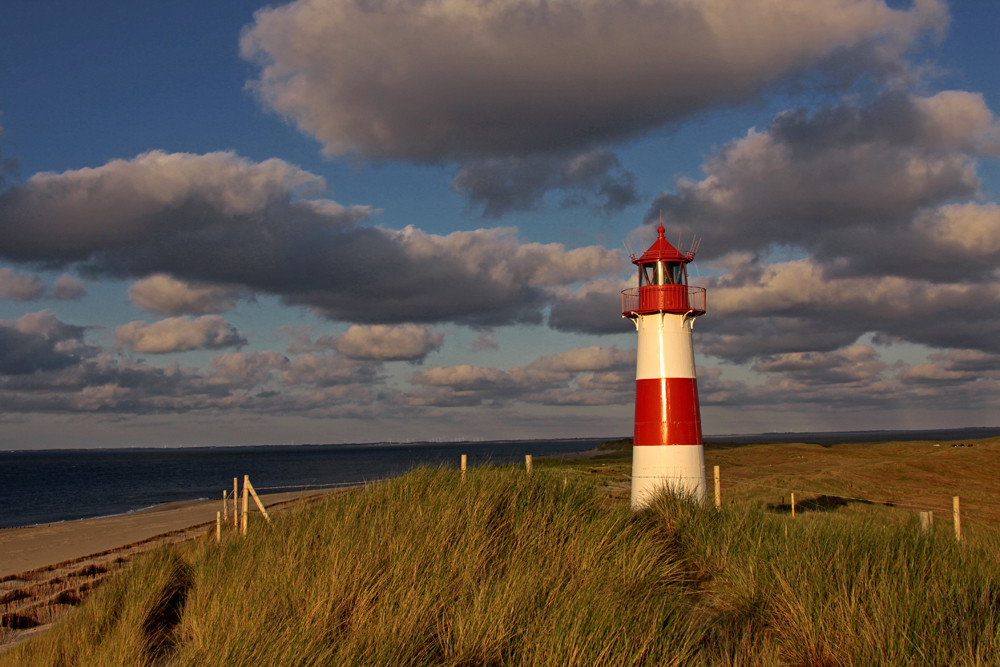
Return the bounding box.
[708,468,1000,538]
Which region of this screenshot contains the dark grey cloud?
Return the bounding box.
[696,252,1000,361]
[0,324,384,416]
[698,344,1000,415]
[0,312,86,375]
[647,90,1000,281]
[241,0,946,162]
[0,151,621,327]
[547,278,634,335]
[452,149,638,217]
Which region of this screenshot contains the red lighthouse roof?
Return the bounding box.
[633,222,695,265]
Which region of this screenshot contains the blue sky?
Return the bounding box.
[1,0,998,448]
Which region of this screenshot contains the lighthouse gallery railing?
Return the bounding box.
[621,286,706,316]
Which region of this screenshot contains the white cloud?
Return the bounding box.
[335,324,444,361]
[129,274,240,315]
[241,0,946,161]
[0,152,622,327]
[115,315,247,354]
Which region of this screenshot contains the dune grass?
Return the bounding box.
[6,464,1000,665]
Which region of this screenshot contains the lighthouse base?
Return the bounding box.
[630,444,706,509]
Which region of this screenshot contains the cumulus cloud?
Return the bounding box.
[452,149,637,217]
[0,268,44,300]
[404,344,634,408]
[0,311,89,376]
[281,353,379,387]
[52,274,87,300]
[209,350,286,382]
[901,349,1000,385]
[335,324,444,362]
[648,90,1000,274]
[547,277,634,335]
[752,345,887,385]
[0,151,622,327]
[129,274,241,315]
[115,315,247,354]
[240,0,946,162]
[695,255,1000,361]
[527,345,632,373]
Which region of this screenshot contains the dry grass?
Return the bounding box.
[5,438,1000,666]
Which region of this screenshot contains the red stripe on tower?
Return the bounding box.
[633,377,702,446]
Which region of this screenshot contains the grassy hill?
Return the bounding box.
[5,441,1000,665]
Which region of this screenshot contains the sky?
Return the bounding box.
[1,0,998,449]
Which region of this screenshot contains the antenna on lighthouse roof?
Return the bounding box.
[623,238,636,261]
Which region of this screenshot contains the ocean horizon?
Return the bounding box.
[0,437,610,530]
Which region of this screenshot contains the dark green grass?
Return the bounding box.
[6,465,999,666]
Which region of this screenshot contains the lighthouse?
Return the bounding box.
[622,222,707,509]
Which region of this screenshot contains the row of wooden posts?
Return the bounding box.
[216,475,270,541]
[482,458,965,543]
[460,454,534,480]
[216,459,965,544]
[710,465,964,543]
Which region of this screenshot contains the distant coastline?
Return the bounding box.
[703,426,1000,445]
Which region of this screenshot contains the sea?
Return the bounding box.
[2,427,998,530]
[0,438,609,530]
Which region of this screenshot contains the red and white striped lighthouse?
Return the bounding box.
[622,222,707,509]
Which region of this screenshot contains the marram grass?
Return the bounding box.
[6,466,1000,666]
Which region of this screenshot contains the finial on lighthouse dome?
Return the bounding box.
[634,220,690,265]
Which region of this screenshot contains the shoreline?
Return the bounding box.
[0,488,346,580]
[0,487,356,652]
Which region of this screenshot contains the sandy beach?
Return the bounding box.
[0,488,341,578]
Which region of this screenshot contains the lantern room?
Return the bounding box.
[622,222,706,318]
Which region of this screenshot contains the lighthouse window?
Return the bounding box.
[640,262,688,285]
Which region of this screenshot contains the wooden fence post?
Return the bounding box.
[713,466,721,509]
[525,455,533,474]
[246,478,271,523]
[222,490,228,522]
[790,492,796,519]
[216,512,221,542]
[461,454,467,482]
[953,496,962,542]
[919,511,933,532]
[233,477,239,530]
[241,475,249,535]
